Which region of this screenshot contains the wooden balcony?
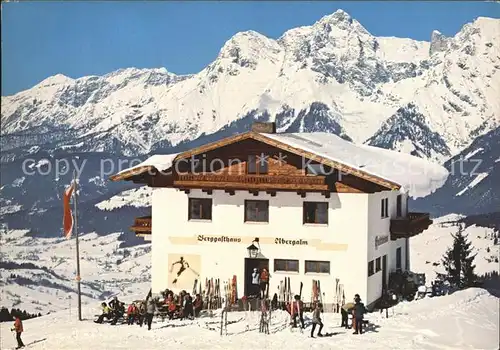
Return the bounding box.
[130,216,151,235]
[174,173,329,192]
[390,212,432,240]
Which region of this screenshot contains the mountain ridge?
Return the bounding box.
[1,10,499,163]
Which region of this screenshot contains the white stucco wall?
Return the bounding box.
[366,190,410,305]
[150,188,379,307]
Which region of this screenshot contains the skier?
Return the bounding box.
[259,268,270,299]
[145,298,156,330]
[171,257,190,285]
[11,315,24,349]
[352,294,368,335]
[251,268,260,298]
[310,303,324,338]
[292,295,304,329]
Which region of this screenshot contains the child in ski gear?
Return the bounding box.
[127,303,137,325]
[260,268,269,299]
[292,295,304,328]
[251,268,260,298]
[146,299,156,330]
[352,294,367,334]
[95,302,112,323]
[11,315,24,349]
[310,303,324,338]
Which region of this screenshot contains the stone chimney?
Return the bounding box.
[251,122,276,134]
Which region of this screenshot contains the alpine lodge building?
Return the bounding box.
[110,122,439,310]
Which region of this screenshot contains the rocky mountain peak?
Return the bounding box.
[430,30,450,55]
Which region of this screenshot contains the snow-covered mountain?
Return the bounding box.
[2,11,499,162]
[412,126,500,216]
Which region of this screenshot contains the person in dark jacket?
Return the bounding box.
[109,296,120,311]
[145,299,156,330]
[193,294,203,317]
[292,295,305,329]
[352,294,368,334]
[310,303,324,338]
[341,303,350,329]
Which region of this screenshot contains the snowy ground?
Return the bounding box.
[1,214,499,349]
[1,287,498,350]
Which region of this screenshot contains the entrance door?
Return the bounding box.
[382,255,388,293]
[244,258,269,298]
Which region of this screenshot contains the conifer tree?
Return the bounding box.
[441,224,478,288]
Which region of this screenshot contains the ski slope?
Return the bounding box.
[1,287,498,350]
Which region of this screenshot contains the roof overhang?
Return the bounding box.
[109,131,401,190]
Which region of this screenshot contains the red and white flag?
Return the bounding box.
[63,181,75,239]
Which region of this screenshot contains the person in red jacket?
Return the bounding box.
[127,303,137,325]
[260,268,270,299]
[11,315,24,349]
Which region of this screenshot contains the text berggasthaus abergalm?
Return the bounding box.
[274,238,308,246]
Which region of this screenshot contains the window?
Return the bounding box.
[305,260,330,274]
[188,198,212,220]
[375,257,381,272]
[381,198,389,218]
[244,200,269,222]
[396,195,402,217]
[396,247,402,270]
[274,259,299,272]
[368,260,375,276]
[247,154,268,174]
[303,202,328,224]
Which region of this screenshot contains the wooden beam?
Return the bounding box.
[182,189,190,194]
[297,191,306,198]
[202,189,213,195]
[266,191,276,197]
[174,180,328,192]
[225,189,235,196]
[323,191,331,198]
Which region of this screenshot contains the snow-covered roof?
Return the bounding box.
[110,154,178,181]
[260,132,448,198]
[111,131,448,199]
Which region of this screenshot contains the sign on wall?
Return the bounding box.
[167,253,201,291]
[375,235,389,249]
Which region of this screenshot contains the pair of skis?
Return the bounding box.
[334,279,346,312]
[311,279,322,307]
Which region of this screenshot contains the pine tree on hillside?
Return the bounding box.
[441,224,478,289]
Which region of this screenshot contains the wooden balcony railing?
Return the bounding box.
[130,216,151,235]
[174,173,328,191]
[390,212,432,240]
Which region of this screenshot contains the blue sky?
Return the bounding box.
[2,1,499,96]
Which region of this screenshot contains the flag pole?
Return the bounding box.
[73,169,82,321]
